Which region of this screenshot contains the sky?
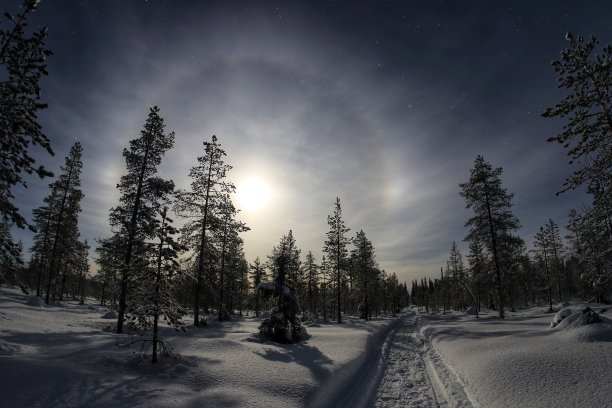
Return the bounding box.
[10,0,612,284]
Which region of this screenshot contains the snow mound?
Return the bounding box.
[554,307,602,330]
[550,308,573,328]
[25,296,44,307]
[465,306,477,315]
[101,310,117,319]
[552,308,612,342]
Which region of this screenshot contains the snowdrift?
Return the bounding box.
[418,305,612,408]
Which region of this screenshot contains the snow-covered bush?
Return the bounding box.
[258,282,305,343]
[552,307,603,329]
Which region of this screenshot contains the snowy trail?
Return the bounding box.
[374,312,442,407]
[312,311,473,408]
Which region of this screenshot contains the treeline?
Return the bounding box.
[0,3,409,333]
[17,108,409,332]
[413,33,611,317]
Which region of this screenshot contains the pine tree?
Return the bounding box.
[351,230,376,320]
[37,142,84,303]
[304,251,318,318]
[320,255,329,319]
[323,197,351,323]
[175,135,234,326]
[566,208,610,303]
[467,239,487,312]
[533,223,557,313]
[110,107,175,333]
[93,235,121,307]
[460,156,521,319]
[0,0,53,242]
[214,194,248,320]
[249,257,266,317]
[542,34,611,239]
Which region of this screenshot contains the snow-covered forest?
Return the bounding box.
[1,1,611,407]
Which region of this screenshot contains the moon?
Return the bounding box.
[237,177,271,211]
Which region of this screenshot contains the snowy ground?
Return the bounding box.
[1,286,610,408]
[417,304,612,408]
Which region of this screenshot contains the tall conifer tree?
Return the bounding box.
[460,156,520,319]
[323,197,350,323]
[174,135,234,326]
[110,106,175,333]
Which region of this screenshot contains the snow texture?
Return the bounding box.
[2,286,610,408]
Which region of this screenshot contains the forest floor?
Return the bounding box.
[1,286,611,408]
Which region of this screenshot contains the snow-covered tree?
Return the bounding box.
[258,234,304,343]
[0,220,23,286]
[127,206,185,363]
[110,106,175,333]
[0,0,53,240]
[542,33,611,241]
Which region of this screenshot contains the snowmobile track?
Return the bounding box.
[311,311,473,408]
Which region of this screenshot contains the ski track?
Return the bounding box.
[374,312,472,408]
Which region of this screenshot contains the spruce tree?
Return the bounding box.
[323,197,350,323]
[110,106,175,333]
[258,233,303,343]
[460,156,520,319]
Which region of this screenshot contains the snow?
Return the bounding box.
[0,286,393,408]
[417,304,612,408]
[2,286,611,408]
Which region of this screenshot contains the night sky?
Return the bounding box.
[12,0,612,283]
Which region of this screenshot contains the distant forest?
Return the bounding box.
[1,1,610,349]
